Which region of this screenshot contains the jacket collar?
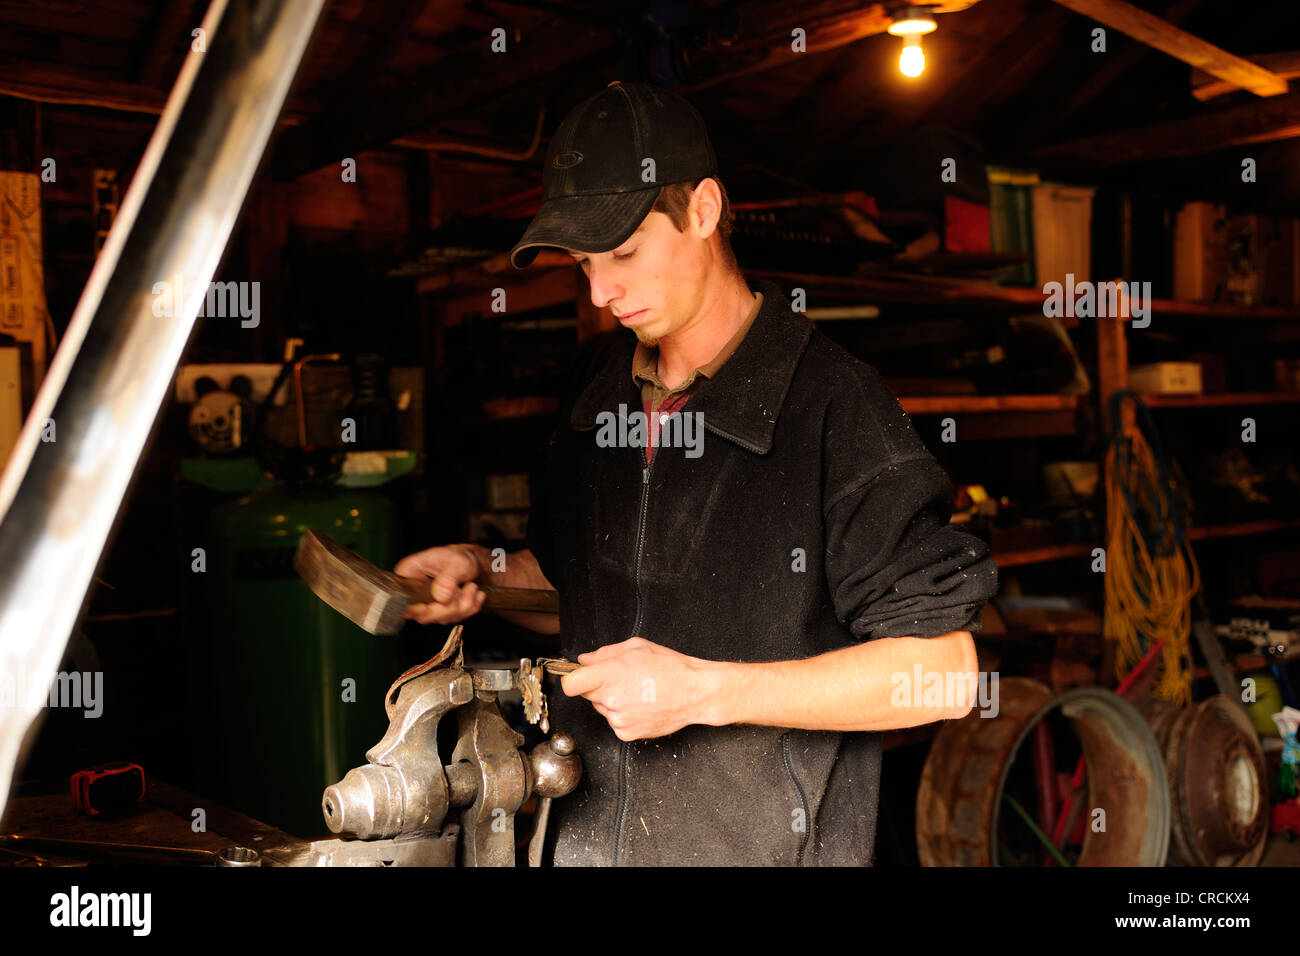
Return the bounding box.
[569,279,812,454]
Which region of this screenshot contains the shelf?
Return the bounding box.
[1195,642,1300,682]
[748,268,1051,314]
[1186,519,1300,541]
[900,394,1079,414]
[992,542,1096,568]
[1141,392,1300,408]
[986,520,1300,569]
[1138,300,1300,322]
[746,270,1300,322]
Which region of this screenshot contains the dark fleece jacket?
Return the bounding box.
[527,278,999,865]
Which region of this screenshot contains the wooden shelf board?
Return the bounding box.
[1142,391,1300,407]
[414,262,1300,324]
[748,268,1049,312]
[992,542,1096,568]
[987,520,1300,569]
[900,394,1079,414]
[1187,519,1300,541]
[1142,299,1300,321]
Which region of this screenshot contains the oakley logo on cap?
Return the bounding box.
[553,150,584,169]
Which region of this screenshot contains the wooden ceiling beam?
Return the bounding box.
[0,62,317,123]
[0,63,168,114]
[1036,0,1207,139]
[270,16,607,181]
[914,3,1075,131]
[679,2,895,93]
[1193,51,1300,101]
[1033,91,1300,168]
[133,0,200,88]
[1051,0,1288,96]
[310,0,431,102]
[273,0,953,182]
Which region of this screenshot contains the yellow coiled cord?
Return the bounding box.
[1103,394,1201,705]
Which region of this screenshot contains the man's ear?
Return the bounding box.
[691,178,722,241]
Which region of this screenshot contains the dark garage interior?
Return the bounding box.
[0,0,1297,895]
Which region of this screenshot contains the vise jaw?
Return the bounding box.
[317,625,580,866]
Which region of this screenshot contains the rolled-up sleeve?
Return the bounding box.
[824,452,999,642]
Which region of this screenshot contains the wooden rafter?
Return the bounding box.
[270,16,608,181]
[1034,91,1300,167]
[679,2,895,93]
[915,3,1075,130]
[1051,0,1288,96]
[1193,51,1300,101]
[132,0,199,87]
[1033,0,1208,140]
[0,63,168,114]
[310,0,431,102]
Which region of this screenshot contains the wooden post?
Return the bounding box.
[1095,279,1132,689]
[1095,282,1130,435]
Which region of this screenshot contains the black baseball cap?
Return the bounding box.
[509,81,718,269]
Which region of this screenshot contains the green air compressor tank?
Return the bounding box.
[203,485,403,837]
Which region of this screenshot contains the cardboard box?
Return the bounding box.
[1173,201,1228,303]
[0,348,20,474]
[1032,183,1096,287]
[1182,212,1299,307]
[1129,362,1202,394]
[1258,216,1296,308]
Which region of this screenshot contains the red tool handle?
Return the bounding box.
[71,762,146,816]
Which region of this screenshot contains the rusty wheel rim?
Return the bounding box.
[991,688,1170,867]
[1182,696,1269,866]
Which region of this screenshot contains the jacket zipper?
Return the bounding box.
[613,453,654,865]
[703,421,765,456]
[782,732,811,866]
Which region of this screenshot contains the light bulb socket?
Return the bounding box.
[888,5,938,36]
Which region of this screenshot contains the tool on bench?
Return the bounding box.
[71,762,146,816]
[293,530,559,635]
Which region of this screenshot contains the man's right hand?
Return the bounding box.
[394,544,487,625]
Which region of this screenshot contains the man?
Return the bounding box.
[395,81,999,865]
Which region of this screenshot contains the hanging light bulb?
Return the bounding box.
[899,36,925,77]
[887,6,937,78]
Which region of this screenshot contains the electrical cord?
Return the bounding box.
[1103,390,1201,705]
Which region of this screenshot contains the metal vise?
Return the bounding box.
[314,632,581,867]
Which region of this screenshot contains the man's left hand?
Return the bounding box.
[559,637,723,741]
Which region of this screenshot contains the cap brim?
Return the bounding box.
[509,188,660,269]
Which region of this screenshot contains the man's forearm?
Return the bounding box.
[464,545,560,635]
[703,631,979,732]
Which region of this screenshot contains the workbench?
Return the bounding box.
[0,777,296,866]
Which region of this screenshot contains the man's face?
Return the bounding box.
[565,185,716,346]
